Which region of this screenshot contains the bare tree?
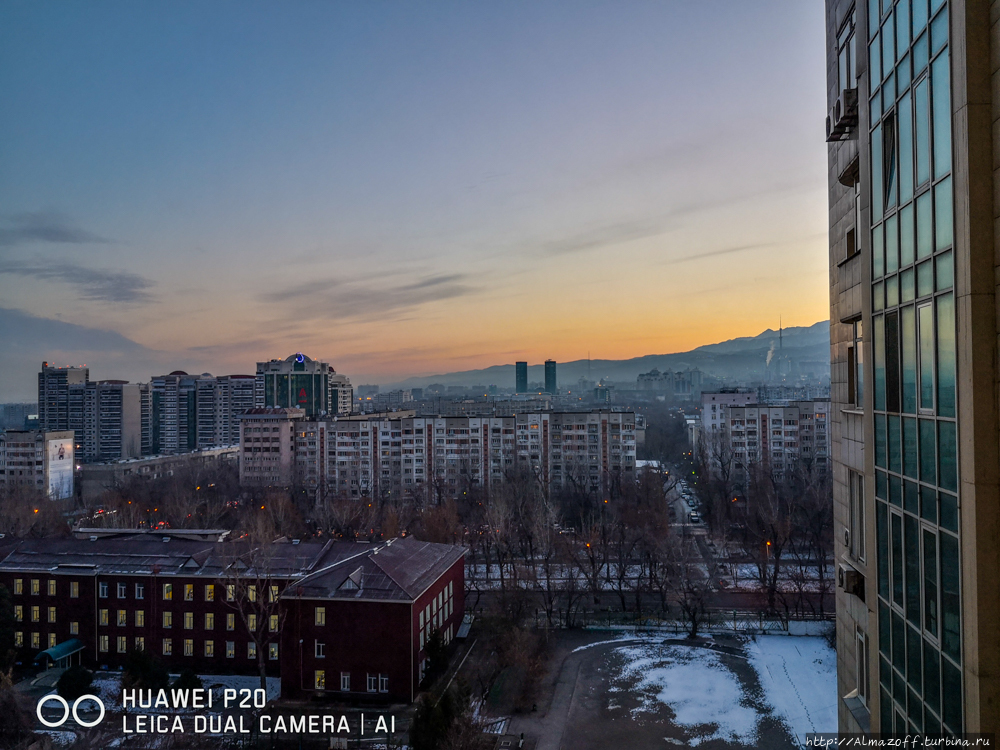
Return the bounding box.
[218,517,288,691]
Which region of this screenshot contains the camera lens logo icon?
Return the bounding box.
[36,694,105,728]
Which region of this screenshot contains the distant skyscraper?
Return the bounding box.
[544,360,557,394]
[515,361,528,394]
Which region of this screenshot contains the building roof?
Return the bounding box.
[285,537,465,602]
[0,536,464,599]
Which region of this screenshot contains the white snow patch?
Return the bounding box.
[611,643,759,745]
[745,635,838,740]
[571,635,648,653]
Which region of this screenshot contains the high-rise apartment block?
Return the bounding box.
[37,363,89,433]
[240,409,637,498]
[826,0,997,733]
[255,354,352,417]
[515,361,528,394]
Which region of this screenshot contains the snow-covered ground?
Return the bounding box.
[614,643,759,745]
[746,635,838,741]
[606,635,837,745]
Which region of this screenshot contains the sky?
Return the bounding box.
[0,1,829,401]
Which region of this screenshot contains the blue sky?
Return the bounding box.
[0,1,828,400]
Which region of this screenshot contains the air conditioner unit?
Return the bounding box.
[826,88,859,142]
[843,528,850,549]
[838,563,865,600]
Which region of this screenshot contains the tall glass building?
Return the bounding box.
[826,0,997,734]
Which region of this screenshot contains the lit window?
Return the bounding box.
[69,621,79,635]
[163,611,173,628]
[117,636,127,653]
[227,584,235,601]
[205,613,215,630]
[269,643,278,660]
[14,606,22,622]
[135,636,145,651]
[248,642,257,659]
[184,612,194,630]
[163,638,173,656]
[135,610,145,627]
[204,585,214,602]
[269,615,278,632]
[184,584,194,601]
[226,641,235,658]
[48,633,57,648]
[47,580,56,596]
[248,586,257,602]
[70,582,80,598]
[314,670,326,689]
[117,610,127,627]
[227,613,235,631]
[31,632,40,649]
[98,609,108,626]
[269,585,279,603]
[315,607,326,626]
[13,579,22,595]
[14,632,23,647]
[32,580,42,596]
[205,640,215,657]
[184,639,194,656]
[99,635,109,652]
[163,584,173,601]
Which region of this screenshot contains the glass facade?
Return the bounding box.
[868,0,959,733]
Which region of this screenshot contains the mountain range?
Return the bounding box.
[388,321,831,390]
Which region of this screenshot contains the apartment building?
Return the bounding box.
[238,408,304,487]
[0,429,75,500]
[700,390,757,435]
[722,400,831,484]
[240,409,637,499]
[37,362,89,433]
[825,0,997,733]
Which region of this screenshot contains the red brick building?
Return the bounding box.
[280,537,465,703]
[0,533,464,703]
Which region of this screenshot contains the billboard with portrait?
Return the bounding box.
[47,439,74,500]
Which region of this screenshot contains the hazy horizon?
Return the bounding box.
[1,1,829,401]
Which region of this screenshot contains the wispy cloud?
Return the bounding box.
[542,218,668,257]
[264,272,475,321]
[0,211,111,247]
[0,261,154,303]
